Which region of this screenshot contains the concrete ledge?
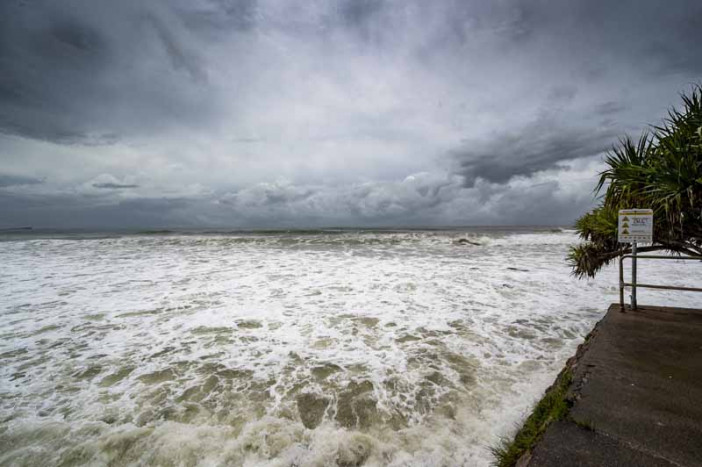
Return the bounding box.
[529,420,677,467]
[527,304,702,466]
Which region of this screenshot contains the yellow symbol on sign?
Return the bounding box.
[622,216,629,221]
[622,222,629,229]
[622,229,630,235]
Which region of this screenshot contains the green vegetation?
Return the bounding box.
[570,85,702,278]
[491,369,573,467]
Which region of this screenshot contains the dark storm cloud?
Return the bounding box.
[1,0,701,228]
[454,114,618,185]
[2,0,700,145]
[0,0,216,143]
[447,0,702,185]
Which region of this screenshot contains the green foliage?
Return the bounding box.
[570,85,702,278]
[491,369,573,467]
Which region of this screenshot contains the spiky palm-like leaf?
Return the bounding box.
[570,85,702,278]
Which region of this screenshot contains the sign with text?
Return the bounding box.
[618,209,653,243]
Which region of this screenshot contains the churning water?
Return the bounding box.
[1,229,700,466]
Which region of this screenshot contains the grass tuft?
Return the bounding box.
[491,369,573,467]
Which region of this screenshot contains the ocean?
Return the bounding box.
[1,228,699,466]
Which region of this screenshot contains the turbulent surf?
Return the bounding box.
[1,229,698,466]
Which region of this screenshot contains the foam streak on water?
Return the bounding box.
[0,230,700,466]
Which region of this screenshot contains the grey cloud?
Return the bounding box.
[547,85,578,104]
[473,181,594,226]
[0,0,216,143]
[453,113,618,186]
[594,102,628,116]
[148,13,206,82]
[92,183,140,189]
[0,160,608,229]
[2,0,700,145]
[0,191,193,229]
[178,0,258,37]
[339,0,384,24]
[502,0,702,73]
[0,174,43,187]
[0,0,701,229]
[212,172,583,227]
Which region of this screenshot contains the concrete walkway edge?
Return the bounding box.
[525,304,702,467]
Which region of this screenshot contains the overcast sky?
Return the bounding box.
[1,0,700,228]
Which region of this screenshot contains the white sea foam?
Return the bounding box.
[0,230,700,466]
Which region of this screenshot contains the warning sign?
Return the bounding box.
[618,209,653,243]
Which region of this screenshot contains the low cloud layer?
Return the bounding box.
[0,159,603,228]
[0,0,700,228]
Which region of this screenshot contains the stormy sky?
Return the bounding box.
[1,0,700,229]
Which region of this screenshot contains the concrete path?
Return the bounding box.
[528,304,702,467]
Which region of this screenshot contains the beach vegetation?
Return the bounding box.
[570,85,702,277]
[490,368,573,467]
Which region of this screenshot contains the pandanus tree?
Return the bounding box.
[569,86,702,278]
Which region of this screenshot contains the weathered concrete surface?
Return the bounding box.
[529,304,702,467]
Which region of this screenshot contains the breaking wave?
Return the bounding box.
[1,229,699,466]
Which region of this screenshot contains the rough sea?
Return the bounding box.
[1,228,700,466]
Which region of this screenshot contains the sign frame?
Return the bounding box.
[618,209,653,244]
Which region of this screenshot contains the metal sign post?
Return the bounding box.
[618,209,653,310]
[631,241,637,309]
